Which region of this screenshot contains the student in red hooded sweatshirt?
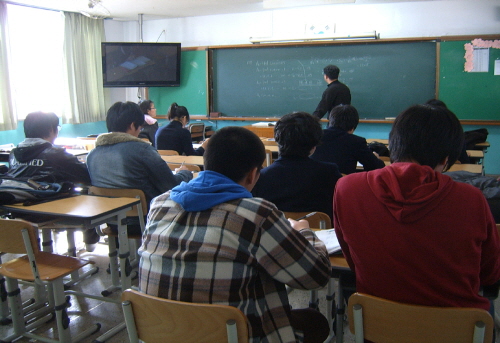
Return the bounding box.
[334,104,500,313]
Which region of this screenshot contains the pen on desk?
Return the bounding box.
[294,212,317,221]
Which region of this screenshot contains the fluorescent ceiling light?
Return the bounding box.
[250,31,377,43]
[263,0,355,9]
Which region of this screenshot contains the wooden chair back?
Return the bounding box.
[0,219,38,255]
[168,163,201,172]
[157,150,179,156]
[121,289,249,343]
[283,211,332,230]
[189,123,206,141]
[348,292,493,343]
[263,149,272,168]
[88,187,148,217]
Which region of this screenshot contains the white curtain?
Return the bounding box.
[63,12,106,124]
[0,2,16,131]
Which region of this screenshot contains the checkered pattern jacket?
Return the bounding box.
[138,192,331,343]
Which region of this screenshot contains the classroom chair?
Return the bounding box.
[188,123,206,142]
[263,149,272,167]
[167,163,201,172]
[121,289,249,343]
[88,187,147,296]
[157,149,179,155]
[0,218,102,343]
[347,292,493,343]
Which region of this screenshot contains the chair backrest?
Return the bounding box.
[157,149,179,156]
[347,292,493,343]
[0,218,38,255]
[121,289,249,343]
[283,211,332,230]
[167,163,201,172]
[88,187,148,216]
[263,149,272,168]
[189,123,206,141]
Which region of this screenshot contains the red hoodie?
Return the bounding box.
[334,162,500,310]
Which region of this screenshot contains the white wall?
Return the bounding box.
[104,0,500,104]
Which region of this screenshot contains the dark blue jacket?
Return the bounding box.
[155,120,204,156]
[252,155,341,221]
[311,127,385,175]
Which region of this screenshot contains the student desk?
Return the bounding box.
[160,154,204,167]
[1,195,140,293]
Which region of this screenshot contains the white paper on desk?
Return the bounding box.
[314,229,341,254]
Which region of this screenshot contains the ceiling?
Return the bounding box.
[4,0,444,21]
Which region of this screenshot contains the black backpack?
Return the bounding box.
[0,177,75,205]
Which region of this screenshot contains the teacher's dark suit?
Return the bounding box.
[311,127,385,175]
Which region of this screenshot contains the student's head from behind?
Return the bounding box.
[389,104,463,171]
[329,104,359,132]
[323,65,340,81]
[425,98,448,109]
[275,112,323,158]
[106,101,145,136]
[139,100,156,117]
[167,102,190,126]
[24,111,60,143]
[204,126,266,185]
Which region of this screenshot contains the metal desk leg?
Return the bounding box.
[324,278,335,343]
[117,213,132,291]
[336,276,345,343]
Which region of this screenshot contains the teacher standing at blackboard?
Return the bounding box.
[312,65,351,120]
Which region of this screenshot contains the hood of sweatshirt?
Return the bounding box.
[13,138,53,163]
[170,170,252,212]
[366,162,454,223]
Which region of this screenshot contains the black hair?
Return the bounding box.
[23,111,59,139]
[323,65,340,80]
[389,104,463,171]
[167,102,190,123]
[139,100,154,114]
[274,112,323,158]
[329,105,359,131]
[204,126,266,183]
[425,98,448,109]
[106,101,145,132]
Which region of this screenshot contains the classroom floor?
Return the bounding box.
[1,231,498,343]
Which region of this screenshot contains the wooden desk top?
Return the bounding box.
[161,155,204,166]
[467,150,484,158]
[265,145,279,153]
[366,138,389,145]
[330,255,350,271]
[447,163,483,174]
[3,195,139,220]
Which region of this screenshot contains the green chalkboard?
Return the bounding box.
[439,41,500,120]
[212,42,437,119]
[149,49,207,115]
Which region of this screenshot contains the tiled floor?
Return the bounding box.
[1,230,499,343]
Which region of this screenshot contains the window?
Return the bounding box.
[6,4,66,119]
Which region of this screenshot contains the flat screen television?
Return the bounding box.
[102,42,181,87]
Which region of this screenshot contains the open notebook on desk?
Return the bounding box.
[314,229,341,254]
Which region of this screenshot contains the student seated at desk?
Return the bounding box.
[4,111,90,184]
[139,126,331,343]
[310,104,385,174]
[138,100,159,147]
[334,104,500,313]
[155,102,208,155]
[87,101,193,235]
[252,112,341,221]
